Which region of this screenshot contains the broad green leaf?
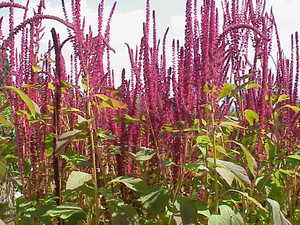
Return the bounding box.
[218,83,235,99]
[216,167,235,186]
[267,198,292,225]
[208,205,244,225]
[138,188,170,215]
[0,115,13,127]
[127,148,156,161]
[94,94,127,109]
[228,141,257,176]
[112,204,137,225]
[56,129,82,152]
[45,203,85,220]
[66,171,92,190]
[196,135,211,146]
[177,196,198,225]
[276,94,289,104]
[2,86,40,115]
[109,177,149,193]
[208,158,251,185]
[244,109,259,126]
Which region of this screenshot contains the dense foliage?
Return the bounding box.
[0,0,299,224]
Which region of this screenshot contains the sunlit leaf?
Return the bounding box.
[45,203,85,220]
[245,83,261,89]
[218,83,235,100]
[0,115,13,127]
[109,177,149,193]
[208,158,251,185]
[267,198,292,225]
[95,94,127,110]
[276,94,289,104]
[32,65,42,72]
[2,86,40,115]
[288,155,300,161]
[208,205,244,225]
[56,129,82,152]
[216,167,235,186]
[66,171,92,190]
[244,109,259,126]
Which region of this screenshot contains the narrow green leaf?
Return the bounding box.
[0,115,13,127]
[228,141,257,176]
[2,86,40,115]
[288,155,300,161]
[276,94,289,104]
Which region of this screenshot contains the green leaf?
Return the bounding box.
[218,83,235,100]
[244,109,259,126]
[245,83,261,89]
[45,203,85,220]
[109,177,149,193]
[94,94,127,110]
[216,167,235,186]
[2,86,40,115]
[282,104,300,113]
[208,159,251,185]
[0,158,7,181]
[0,115,13,127]
[267,198,292,225]
[288,155,300,161]
[138,188,170,215]
[195,135,211,146]
[208,205,244,225]
[115,114,140,123]
[112,204,137,225]
[127,148,156,161]
[220,121,244,129]
[177,196,198,225]
[228,141,257,176]
[56,129,82,152]
[276,94,289,104]
[66,171,92,190]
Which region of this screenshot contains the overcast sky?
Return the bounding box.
[1,0,300,84]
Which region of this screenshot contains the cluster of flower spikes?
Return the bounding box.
[0,0,299,200]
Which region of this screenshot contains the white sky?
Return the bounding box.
[1,0,300,85]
